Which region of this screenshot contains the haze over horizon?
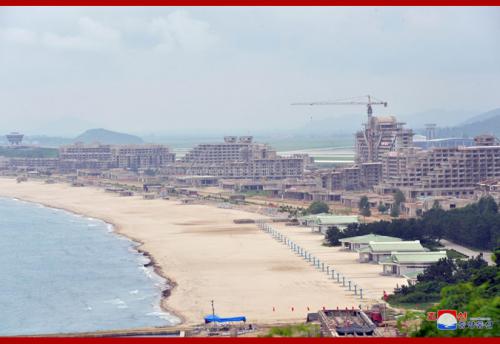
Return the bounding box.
[1,7,499,136]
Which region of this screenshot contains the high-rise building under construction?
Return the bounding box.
[355,115,413,163]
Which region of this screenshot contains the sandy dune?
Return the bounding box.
[0,178,371,326]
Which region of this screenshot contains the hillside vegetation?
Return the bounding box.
[0,147,59,158]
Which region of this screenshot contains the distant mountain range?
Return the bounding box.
[3,108,499,148]
[415,108,500,138]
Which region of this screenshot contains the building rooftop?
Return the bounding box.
[298,213,330,221]
[339,234,402,244]
[314,215,359,226]
[380,251,447,265]
[364,240,425,253]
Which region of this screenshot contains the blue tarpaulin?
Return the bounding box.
[204,314,247,323]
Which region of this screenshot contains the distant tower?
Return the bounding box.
[425,124,437,140]
[6,132,24,145]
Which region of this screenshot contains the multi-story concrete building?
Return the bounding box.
[375,134,500,199]
[8,157,59,172]
[168,136,307,179]
[355,115,413,163]
[59,143,175,171]
[318,162,382,191]
[111,145,175,169]
[59,143,113,170]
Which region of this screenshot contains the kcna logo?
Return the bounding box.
[427,310,493,330]
[436,310,460,330]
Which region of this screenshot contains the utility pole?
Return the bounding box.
[211,299,216,329]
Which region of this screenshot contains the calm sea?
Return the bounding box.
[0,197,179,335]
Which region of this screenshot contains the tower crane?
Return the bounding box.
[292,95,389,163]
[291,95,388,118]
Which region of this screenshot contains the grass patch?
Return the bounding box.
[446,249,468,259]
[262,323,321,337]
[388,301,437,311]
[0,146,59,158]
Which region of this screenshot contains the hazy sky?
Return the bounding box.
[1,7,499,136]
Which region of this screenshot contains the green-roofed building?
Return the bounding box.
[379,251,447,277]
[311,215,359,234]
[339,234,402,251]
[297,213,330,226]
[359,240,426,263]
[298,213,359,233]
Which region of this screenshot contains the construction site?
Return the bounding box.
[3,95,500,217]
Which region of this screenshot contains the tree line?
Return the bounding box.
[334,196,500,251]
[390,254,499,337]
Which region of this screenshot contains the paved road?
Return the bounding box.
[440,239,494,265]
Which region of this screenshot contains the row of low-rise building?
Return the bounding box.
[338,234,447,281]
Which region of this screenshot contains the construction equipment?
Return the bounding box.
[291,95,388,118]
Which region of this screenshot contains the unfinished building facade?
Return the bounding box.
[168,136,308,179]
[375,134,500,198]
[355,115,413,163]
[58,143,175,171]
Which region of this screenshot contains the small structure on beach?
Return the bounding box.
[119,190,133,197]
[339,234,402,251]
[16,176,27,183]
[143,183,163,193]
[358,240,426,263]
[143,193,156,200]
[233,219,255,224]
[229,194,245,203]
[313,308,377,337]
[105,187,125,193]
[379,251,447,277]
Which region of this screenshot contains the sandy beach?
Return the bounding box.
[0,178,374,326]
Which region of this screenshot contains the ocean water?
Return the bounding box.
[0,197,179,336]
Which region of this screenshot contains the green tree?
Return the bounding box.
[394,189,406,205]
[325,226,342,246]
[390,205,400,218]
[307,201,329,215]
[477,195,498,214]
[493,247,500,267]
[358,195,371,217]
[377,202,388,214]
[358,195,369,210]
[432,200,441,210]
